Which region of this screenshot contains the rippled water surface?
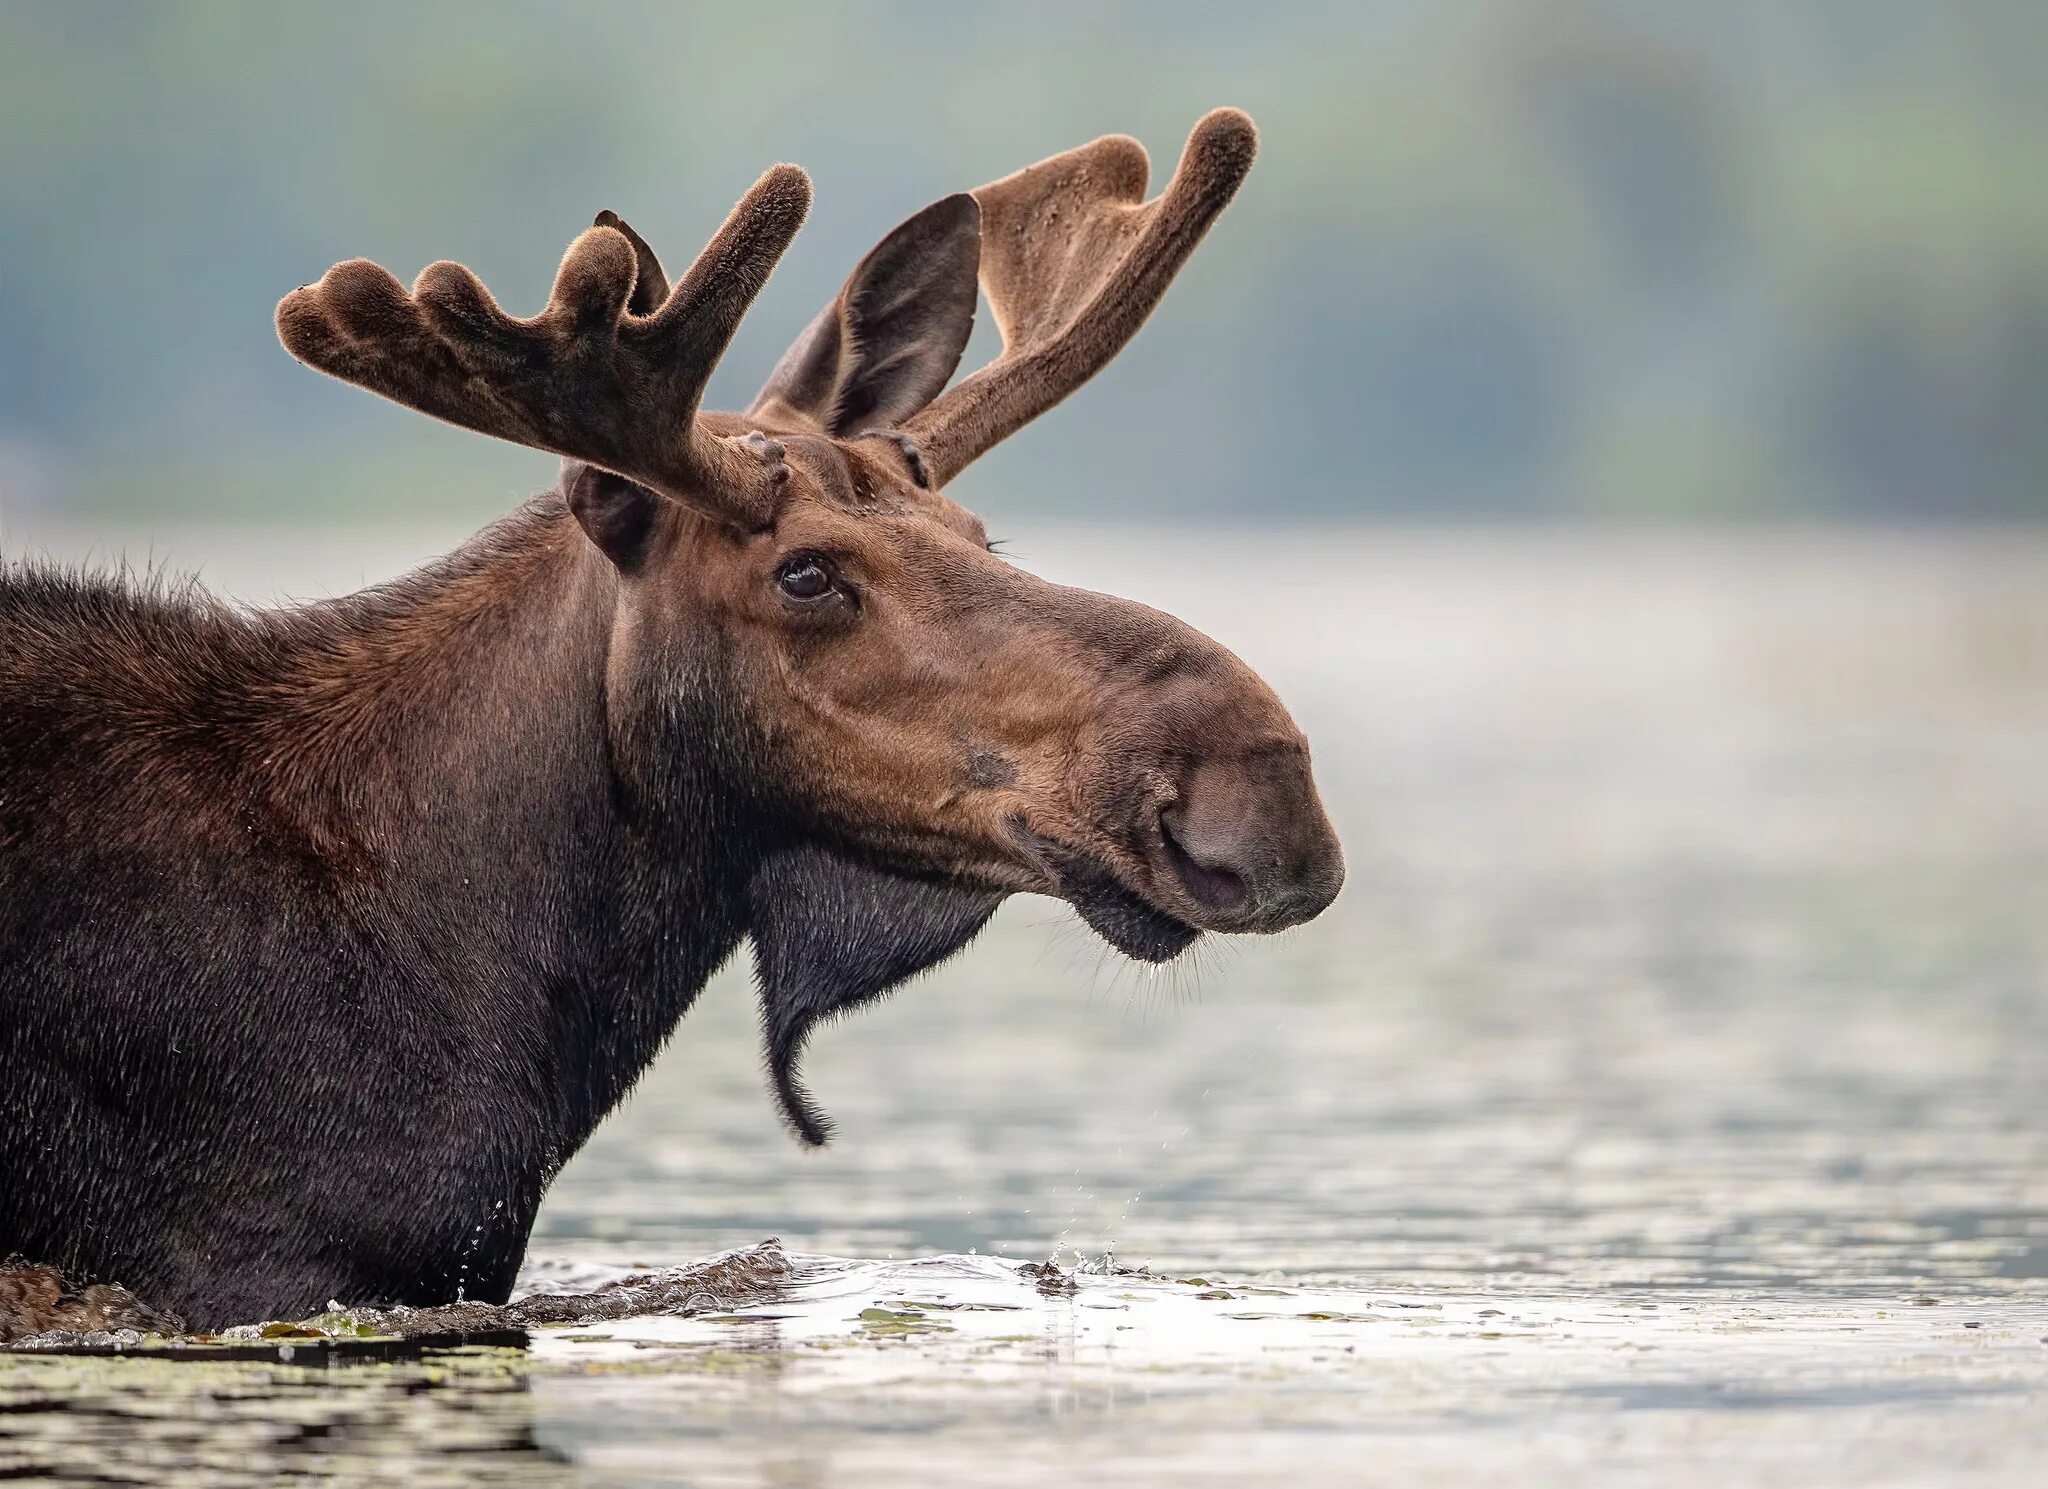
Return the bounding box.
[4,522,2046,1485]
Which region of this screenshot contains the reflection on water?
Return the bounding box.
[0,1346,569,1485]
[2,523,2045,1484]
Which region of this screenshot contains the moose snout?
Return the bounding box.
[1156,746,1344,932]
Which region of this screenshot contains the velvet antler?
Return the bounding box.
[901,108,1257,489]
[276,167,813,527]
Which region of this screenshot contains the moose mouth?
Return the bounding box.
[1009,826,1201,963]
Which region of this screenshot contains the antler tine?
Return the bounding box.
[902,109,1258,490]
[276,165,813,527]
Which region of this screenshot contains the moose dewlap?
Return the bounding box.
[0,109,1342,1331]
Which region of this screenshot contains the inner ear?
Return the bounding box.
[750,194,981,437]
[565,462,663,571]
[748,845,1002,1146]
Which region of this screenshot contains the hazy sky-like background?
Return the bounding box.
[2,0,2043,524]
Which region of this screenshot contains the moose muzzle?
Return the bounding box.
[1159,744,1343,933]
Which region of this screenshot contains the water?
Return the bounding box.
[3,520,2045,1484]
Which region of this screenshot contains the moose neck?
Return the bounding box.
[257,492,757,1140]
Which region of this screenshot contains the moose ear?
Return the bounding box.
[564,462,663,571]
[748,845,1002,1147]
[592,209,671,315]
[750,194,981,436]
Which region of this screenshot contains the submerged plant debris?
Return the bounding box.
[0,1241,795,1361]
[0,1261,183,1348]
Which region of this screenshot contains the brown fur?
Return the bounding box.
[0,112,1342,1326]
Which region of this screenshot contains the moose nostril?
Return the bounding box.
[1159,749,1343,931]
[1158,803,1252,915]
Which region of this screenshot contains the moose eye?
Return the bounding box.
[775,554,838,604]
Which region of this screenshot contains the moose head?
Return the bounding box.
[276,109,1343,1144]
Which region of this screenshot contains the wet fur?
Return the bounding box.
[0,499,952,1328]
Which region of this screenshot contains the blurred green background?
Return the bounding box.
[2,0,2044,524]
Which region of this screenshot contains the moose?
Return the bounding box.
[0,110,1342,1331]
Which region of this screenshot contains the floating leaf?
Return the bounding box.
[258,1321,328,1340]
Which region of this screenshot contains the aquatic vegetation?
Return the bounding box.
[0,1262,180,1347]
[0,1242,794,1361]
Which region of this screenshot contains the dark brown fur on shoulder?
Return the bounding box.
[1,500,588,886]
